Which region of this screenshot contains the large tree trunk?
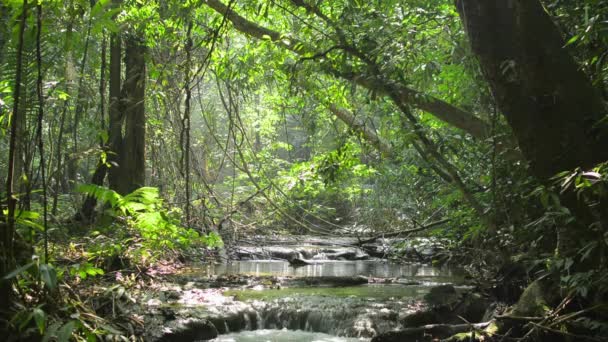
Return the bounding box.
[456,0,608,180]
[107,20,124,194]
[120,36,146,194]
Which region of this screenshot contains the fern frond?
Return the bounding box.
[76,184,122,209]
[121,187,160,206]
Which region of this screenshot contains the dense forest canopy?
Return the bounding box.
[0,0,607,341]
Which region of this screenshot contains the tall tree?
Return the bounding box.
[107,1,123,194]
[455,0,608,180]
[1,0,28,313]
[119,35,147,194]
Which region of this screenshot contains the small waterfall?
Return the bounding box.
[247,296,384,338]
[243,311,251,330]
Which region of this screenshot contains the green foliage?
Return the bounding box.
[525,163,608,301]
[77,184,222,264]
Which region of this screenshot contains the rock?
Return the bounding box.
[452,292,490,323]
[509,279,555,317]
[424,285,459,307]
[158,318,218,342]
[396,279,421,286]
[147,298,163,306]
[401,310,438,327]
[372,321,494,342]
[288,256,313,267]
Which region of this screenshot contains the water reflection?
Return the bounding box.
[202,260,463,283]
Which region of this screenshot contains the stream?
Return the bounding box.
[148,237,477,342]
[202,259,463,282]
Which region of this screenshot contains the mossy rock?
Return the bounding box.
[510,279,553,317]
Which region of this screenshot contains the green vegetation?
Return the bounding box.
[0,0,607,340]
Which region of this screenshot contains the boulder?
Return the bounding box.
[157,318,218,342]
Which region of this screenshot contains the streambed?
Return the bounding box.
[146,238,481,341]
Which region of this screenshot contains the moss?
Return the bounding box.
[485,321,499,335]
[450,332,472,341]
[511,279,551,317]
[445,322,498,342]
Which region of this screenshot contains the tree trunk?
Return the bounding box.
[455,0,608,180]
[78,35,108,221]
[120,36,147,194]
[2,0,28,314]
[107,15,124,193]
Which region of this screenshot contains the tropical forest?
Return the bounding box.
[1,0,608,341]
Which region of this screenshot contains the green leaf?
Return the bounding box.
[565,34,579,47]
[3,262,35,280]
[32,308,46,334]
[39,264,58,290]
[56,321,76,342]
[42,322,62,342]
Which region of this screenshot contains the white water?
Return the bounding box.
[211,329,367,342]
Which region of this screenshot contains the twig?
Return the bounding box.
[528,321,603,342]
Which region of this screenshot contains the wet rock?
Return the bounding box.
[424,285,458,307]
[453,292,490,323]
[157,318,218,342]
[401,310,438,327]
[289,257,312,267]
[361,244,389,258]
[236,244,371,261]
[396,279,421,286]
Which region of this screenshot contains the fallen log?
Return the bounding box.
[357,218,450,245]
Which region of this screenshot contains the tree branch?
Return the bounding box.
[203,0,490,139]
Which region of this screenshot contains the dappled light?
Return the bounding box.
[1,0,607,341]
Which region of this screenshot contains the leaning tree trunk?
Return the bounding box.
[455,0,608,180]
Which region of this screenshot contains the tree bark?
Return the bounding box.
[107,8,124,193]
[78,35,108,221]
[328,104,392,156]
[456,0,608,180]
[120,35,147,194]
[2,0,28,315]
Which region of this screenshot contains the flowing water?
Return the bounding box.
[211,329,366,342]
[187,261,468,341]
[202,260,464,284]
[189,240,466,341]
